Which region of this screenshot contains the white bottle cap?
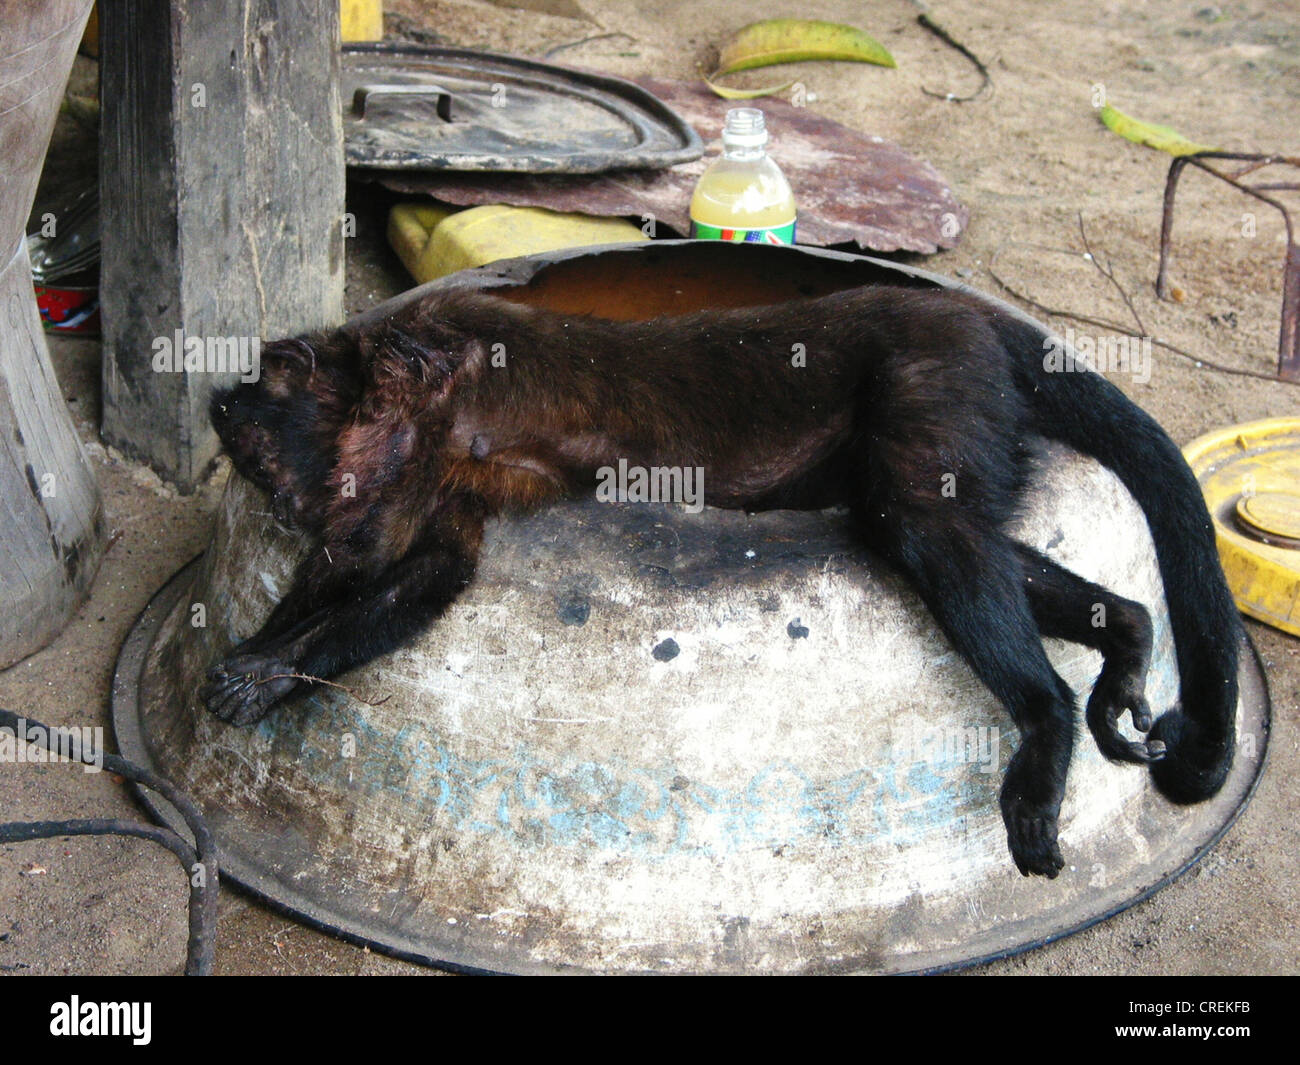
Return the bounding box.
[721,108,768,150]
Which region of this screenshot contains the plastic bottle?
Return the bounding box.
[689,107,796,245]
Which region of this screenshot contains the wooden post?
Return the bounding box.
[99,0,345,489]
[0,0,105,667]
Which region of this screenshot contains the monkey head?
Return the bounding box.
[209,334,359,533]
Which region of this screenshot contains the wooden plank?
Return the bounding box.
[99,0,345,489]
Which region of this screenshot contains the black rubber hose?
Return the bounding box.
[0,708,218,975]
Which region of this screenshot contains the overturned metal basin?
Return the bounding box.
[112,242,1269,974]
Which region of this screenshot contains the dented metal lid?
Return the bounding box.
[343,43,704,173]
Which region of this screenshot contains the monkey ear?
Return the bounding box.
[259,337,318,375]
[363,321,470,395]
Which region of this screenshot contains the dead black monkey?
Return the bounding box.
[204,284,1241,878]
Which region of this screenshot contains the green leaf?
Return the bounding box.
[713,18,896,77]
[1098,104,1215,157]
[701,73,796,100]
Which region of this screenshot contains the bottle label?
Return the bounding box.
[689,219,796,245]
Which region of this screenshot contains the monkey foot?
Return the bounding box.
[201,653,300,726]
[1004,810,1065,878]
[1086,664,1163,765]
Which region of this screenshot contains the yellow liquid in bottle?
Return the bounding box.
[690,161,797,230]
[689,108,796,243]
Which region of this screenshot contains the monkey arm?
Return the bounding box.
[242,548,367,645]
[201,497,486,726]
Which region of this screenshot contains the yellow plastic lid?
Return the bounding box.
[1183,417,1300,636]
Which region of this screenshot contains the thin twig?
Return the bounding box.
[543,32,635,60]
[916,13,992,102]
[987,240,1299,386]
[1076,213,1146,335]
[255,671,392,707]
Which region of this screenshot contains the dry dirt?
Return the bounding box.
[1,0,1297,975]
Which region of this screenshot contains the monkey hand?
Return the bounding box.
[201,652,301,726]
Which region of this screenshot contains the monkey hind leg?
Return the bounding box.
[864,512,1077,878]
[1015,544,1161,766]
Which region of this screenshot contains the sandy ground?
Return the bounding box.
[1,0,1297,975]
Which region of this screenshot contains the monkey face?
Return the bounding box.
[210,337,354,532]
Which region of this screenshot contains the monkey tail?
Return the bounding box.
[996,311,1240,803]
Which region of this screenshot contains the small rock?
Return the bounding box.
[652,638,680,662]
